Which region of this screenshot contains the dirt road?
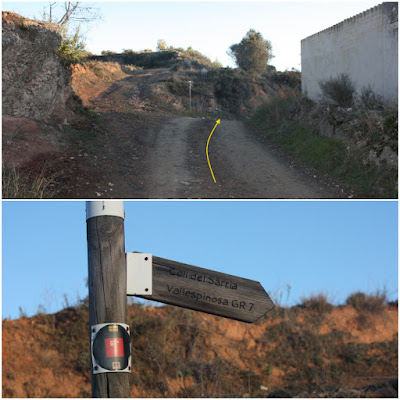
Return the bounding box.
[62,69,341,199]
[143,117,334,198]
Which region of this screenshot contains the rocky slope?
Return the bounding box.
[2,12,75,170]
[2,12,72,124]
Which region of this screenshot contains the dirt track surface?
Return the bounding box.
[56,68,341,199]
[141,117,334,199]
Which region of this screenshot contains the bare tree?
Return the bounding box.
[42,2,101,65]
[45,2,101,26]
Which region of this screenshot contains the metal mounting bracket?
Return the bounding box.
[126,253,153,296]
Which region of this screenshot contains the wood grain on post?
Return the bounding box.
[87,205,130,398]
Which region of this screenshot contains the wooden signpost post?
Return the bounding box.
[86,202,130,398]
[87,201,275,398]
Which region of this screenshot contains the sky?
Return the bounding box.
[2,200,398,320]
[2,1,380,71]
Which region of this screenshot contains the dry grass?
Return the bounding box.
[300,293,334,313]
[2,165,56,199]
[346,290,387,314]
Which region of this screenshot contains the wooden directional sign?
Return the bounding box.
[128,255,275,323]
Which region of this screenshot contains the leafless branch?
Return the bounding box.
[46,2,101,26]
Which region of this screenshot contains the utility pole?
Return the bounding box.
[188,80,192,111]
[86,201,130,398]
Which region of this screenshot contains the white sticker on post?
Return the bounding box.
[126,253,153,296]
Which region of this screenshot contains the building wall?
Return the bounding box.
[301,3,398,104]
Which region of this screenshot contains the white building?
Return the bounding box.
[301,2,398,104]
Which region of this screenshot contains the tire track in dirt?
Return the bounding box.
[145,117,199,198]
[208,119,333,198]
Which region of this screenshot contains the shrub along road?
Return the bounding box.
[58,68,343,199]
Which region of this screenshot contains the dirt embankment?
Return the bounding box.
[2,304,398,398]
[71,61,130,106]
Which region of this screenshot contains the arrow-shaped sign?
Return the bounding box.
[127,253,275,323]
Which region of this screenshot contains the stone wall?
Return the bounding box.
[301,3,398,104]
[2,12,72,123]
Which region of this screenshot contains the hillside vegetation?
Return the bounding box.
[251,89,398,198]
[2,294,397,398]
[92,47,215,70]
[84,43,300,117]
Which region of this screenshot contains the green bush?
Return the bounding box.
[214,69,253,114]
[228,29,273,75]
[57,26,86,66]
[122,49,136,55]
[181,47,214,68]
[213,59,223,68]
[318,73,356,107]
[268,70,301,89]
[346,291,387,313]
[101,50,117,56]
[252,94,302,125]
[121,50,177,68]
[157,39,167,51]
[165,80,190,97]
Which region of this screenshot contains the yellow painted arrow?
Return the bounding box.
[206,119,220,183]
